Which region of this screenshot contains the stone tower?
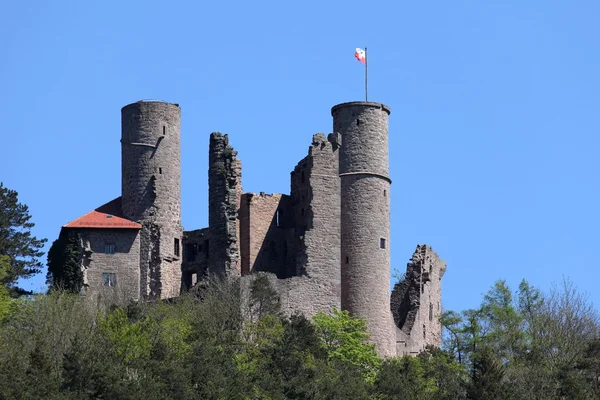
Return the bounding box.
[121,100,183,299]
[333,101,395,357]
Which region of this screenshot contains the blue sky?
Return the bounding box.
[1,1,599,313]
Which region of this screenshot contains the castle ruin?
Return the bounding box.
[58,100,446,357]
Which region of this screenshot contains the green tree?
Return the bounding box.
[0,182,47,296]
[0,255,12,321]
[46,229,83,293]
[313,307,380,384]
[466,347,506,400]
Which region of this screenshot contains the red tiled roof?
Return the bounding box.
[63,197,142,229]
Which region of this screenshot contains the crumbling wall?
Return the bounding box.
[239,193,293,277]
[181,227,210,289]
[392,245,446,356]
[208,132,242,276]
[279,133,341,316]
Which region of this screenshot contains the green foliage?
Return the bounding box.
[441,278,600,399]
[0,182,47,296]
[313,307,380,383]
[0,275,599,399]
[46,229,83,293]
[375,346,467,400]
[99,307,153,364]
[0,255,12,322]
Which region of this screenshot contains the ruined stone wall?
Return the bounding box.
[121,101,183,300]
[208,133,242,276]
[239,193,293,277]
[181,227,209,289]
[392,245,446,356]
[76,228,141,302]
[333,101,395,357]
[273,133,342,317]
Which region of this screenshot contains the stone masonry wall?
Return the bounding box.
[239,193,293,277]
[392,245,446,356]
[275,133,341,317]
[208,132,242,276]
[181,227,210,289]
[334,102,396,357]
[77,228,141,302]
[121,101,183,300]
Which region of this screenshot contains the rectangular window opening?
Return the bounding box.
[163,125,166,135]
[345,256,349,264]
[429,303,433,321]
[104,244,115,254]
[159,167,163,174]
[380,238,386,249]
[174,238,180,257]
[383,189,387,197]
[103,273,116,287]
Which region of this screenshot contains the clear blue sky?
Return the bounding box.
[1,1,599,313]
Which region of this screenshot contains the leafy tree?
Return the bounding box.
[46,229,83,293]
[479,280,525,361]
[313,307,380,383]
[0,182,47,296]
[0,255,12,322]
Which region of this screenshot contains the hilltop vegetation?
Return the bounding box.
[2,183,600,399]
[0,275,599,399]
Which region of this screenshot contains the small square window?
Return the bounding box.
[103,273,116,287]
[380,238,386,249]
[104,244,115,254]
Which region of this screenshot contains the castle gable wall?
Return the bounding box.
[76,228,141,302]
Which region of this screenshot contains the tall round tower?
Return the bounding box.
[121,100,183,300]
[333,101,395,357]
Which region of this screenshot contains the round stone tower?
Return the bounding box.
[121,100,183,300]
[332,101,395,357]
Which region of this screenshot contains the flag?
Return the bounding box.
[355,48,366,64]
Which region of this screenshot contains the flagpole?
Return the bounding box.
[365,47,368,102]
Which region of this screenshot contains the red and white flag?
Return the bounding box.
[355,48,366,64]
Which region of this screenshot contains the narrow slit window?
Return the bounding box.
[345,256,349,264]
[357,119,360,126]
[163,125,166,135]
[159,167,163,174]
[276,210,280,227]
[429,303,433,321]
[174,238,180,257]
[380,238,386,249]
[383,189,387,197]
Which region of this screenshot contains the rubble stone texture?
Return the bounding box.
[392,245,447,355]
[121,101,183,299]
[59,99,445,358]
[333,102,395,357]
[208,133,242,276]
